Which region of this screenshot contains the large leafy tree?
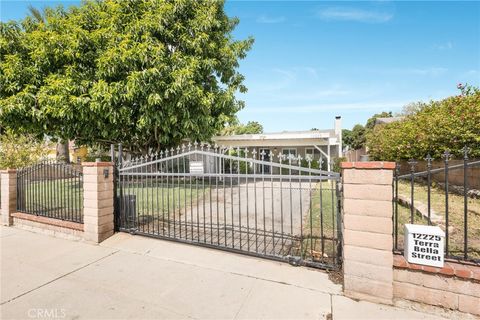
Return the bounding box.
[0,0,253,154]
[220,120,263,135]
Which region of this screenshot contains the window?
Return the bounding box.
[282,148,297,161]
[305,148,314,160]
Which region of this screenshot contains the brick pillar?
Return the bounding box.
[1,169,17,226]
[341,162,395,305]
[82,162,114,243]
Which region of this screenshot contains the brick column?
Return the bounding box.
[1,169,17,226]
[341,162,395,305]
[82,162,114,243]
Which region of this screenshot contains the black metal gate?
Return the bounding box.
[115,144,342,269]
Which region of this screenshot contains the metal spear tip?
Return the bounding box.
[462,146,469,159]
[442,150,452,161]
[407,158,417,171]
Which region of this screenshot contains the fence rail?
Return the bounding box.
[393,147,480,263]
[16,160,84,223]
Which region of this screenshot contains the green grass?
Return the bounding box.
[17,179,83,220]
[120,183,207,217]
[396,180,480,259]
[300,181,339,263]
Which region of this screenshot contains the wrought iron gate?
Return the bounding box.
[115,144,342,269]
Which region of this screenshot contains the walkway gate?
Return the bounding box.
[115,144,342,269]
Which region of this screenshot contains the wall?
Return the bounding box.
[393,255,480,316]
[1,163,114,244]
[341,161,480,317]
[398,159,480,189]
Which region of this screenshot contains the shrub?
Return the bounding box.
[0,131,50,169]
[366,87,480,160]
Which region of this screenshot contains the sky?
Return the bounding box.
[1,1,479,131]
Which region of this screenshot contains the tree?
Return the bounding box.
[342,129,353,150]
[0,131,50,169]
[400,101,426,116]
[219,120,263,135]
[350,124,366,150]
[366,86,480,160]
[0,0,253,154]
[365,111,393,130]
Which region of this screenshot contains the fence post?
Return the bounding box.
[1,169,17,226]
[82,162,114,243]
[341,161,395,305]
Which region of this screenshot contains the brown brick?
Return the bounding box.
[458,294,480,315]
[393,281,458,310]
[439,263,455,276]
[393,255,408,268]
[341,162,396,170]
[454,264,473,279]
[344,260,393,283]
[344,214,392,235]
[344,229,392,251]
[343,184,392,201]
[343,169,393,185]
[344,245,393,266]
[467,265,480,281]
[344,274,393,302]
[343,199,392,218]
[422,265,440,273]
[394,269,480,298]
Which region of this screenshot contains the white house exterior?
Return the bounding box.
[212,116,342,171]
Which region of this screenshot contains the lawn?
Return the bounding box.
[17,179,83,222]
[396,180,480,260]
[300,181,339,264]
[119,182,208,218]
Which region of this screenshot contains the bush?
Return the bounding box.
[366,87,480,160]
[0,131,50,169]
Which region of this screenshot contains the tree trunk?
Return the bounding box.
[56,140,70,163]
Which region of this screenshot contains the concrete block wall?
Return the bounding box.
[341,162,395,305]
[1,169,16,226]
[341,161,479,317]
[1,163,114,244]
[393,255,480,316]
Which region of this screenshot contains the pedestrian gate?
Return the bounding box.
[115,144,342,269]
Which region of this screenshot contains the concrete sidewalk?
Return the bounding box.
[1,226,446,319]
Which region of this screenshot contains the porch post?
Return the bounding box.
[327,139,331,171]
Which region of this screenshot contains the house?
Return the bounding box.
[212,116,342,172]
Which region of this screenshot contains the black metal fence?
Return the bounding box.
[393,147,480,263]
[116,144,342,269]
[16,160,84,223]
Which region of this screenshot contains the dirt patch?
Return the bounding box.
[327,269,343,285]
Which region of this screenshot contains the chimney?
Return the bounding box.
[335,116,342,157]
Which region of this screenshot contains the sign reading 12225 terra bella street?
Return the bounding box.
[404,224,445,268]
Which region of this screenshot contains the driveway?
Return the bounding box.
[1,226,446,319]
[183,181,313,236]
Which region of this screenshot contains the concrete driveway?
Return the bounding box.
[182,181,314,236]
[1,226,447,319]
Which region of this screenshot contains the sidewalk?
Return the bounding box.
[1,226,446,319]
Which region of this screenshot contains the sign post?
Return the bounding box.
[404,224,445,268]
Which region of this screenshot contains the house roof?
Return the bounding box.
[375,117,404,125]
[213,130,335,142]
